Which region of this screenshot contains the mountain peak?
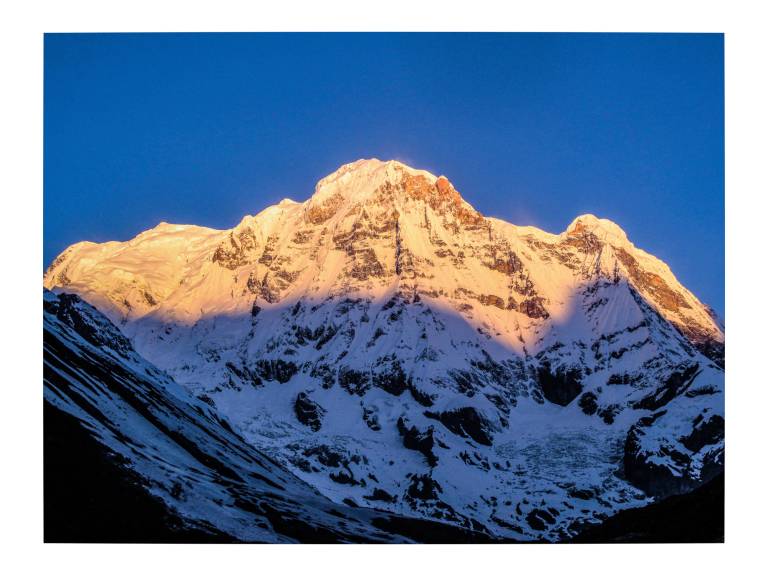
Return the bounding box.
[304,159,478,225]
[324,158,437,179]
[312,159,438,199]
[565,213,629,244]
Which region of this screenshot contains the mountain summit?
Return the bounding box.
[44,158,722,350]
[44,159,724,541]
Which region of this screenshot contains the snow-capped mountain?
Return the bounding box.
[44,159,724,541]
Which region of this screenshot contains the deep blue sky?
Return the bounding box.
[44,33,724,314]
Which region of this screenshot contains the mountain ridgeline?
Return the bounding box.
[44,159,724,542]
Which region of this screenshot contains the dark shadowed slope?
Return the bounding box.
[44,400,233,543]
[571,473,724,543]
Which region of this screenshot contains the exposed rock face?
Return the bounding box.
[526,508,557,531]
[294,392,326,432]
[682,414,724,453]
[212,228,259,270]
[372,356,410,396]
[633,364,701,411]
[536,364,583,406]
[624,425,697,498]
[615,248,691,313]
[255,358,298,383]
[518,297,550,319]
[623,406,724,499]
[397,417,439,467]
[362,404,382,431]
[406,474,443,501]
[43,292,134,356]
[424,407,495,446]
[365,488,397,503]
[338,366,371,396]
[578,391,599,416]
[43,159,724,542]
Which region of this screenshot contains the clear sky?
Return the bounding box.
[44,33,724,314]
